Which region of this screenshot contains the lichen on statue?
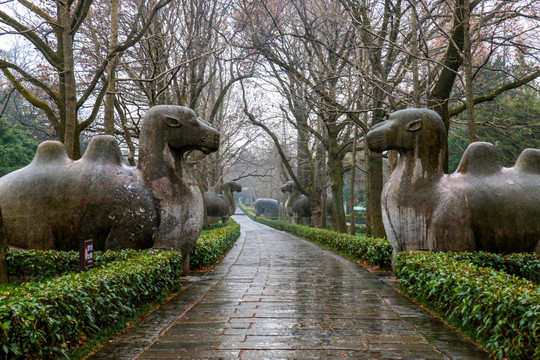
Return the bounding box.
[0,105,219,272]
[366,108,540,265]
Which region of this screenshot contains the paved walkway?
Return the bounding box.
[90,213,489,359]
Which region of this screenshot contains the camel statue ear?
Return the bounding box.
[164,115,182,128]
[406,119,422,132]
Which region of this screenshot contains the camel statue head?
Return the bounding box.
[367,108,447,179]
[280,181,296,194]
[367,108,446,153]
[223,181,242,194]
[139,105,220,165]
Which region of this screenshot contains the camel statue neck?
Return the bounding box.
[137,132,190,188]
[223,184,236,215]
[395,144,445,185]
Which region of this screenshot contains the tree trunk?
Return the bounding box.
[349,128,357,235]
[60,4,80,159]
[411,0,420,107]
[312,134,327,228]
[327,132,347,233]
[309,195,323,229]
[115,100,136,165]
[365,108,386,238]
[464,0,475,143]
[428,0,467,172]
[104,0,120,135]
[365,147,385,238]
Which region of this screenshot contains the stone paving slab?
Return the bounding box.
[89,213,489,359]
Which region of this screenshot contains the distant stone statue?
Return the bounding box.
[254,198,279,218]
[204,181,242,225]
[0,105,219,272]
[367,108,540,263]
[280,181,333,225]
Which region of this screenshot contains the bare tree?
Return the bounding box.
[0,0,172,158]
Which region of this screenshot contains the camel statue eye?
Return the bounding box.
[188,117,200,127]
[406,119,422,132]
[164,116,182,128]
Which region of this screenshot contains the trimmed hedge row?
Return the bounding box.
[7,249,142,283]
[245,211,392,268]
[190,219,241,269]
[0,250,182,359]
[395,251,540,359]
[445,252,540,284]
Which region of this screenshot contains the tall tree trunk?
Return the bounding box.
[428,0,467,171]
[349,128,357,235]
[365,108,386,238]
[327,127,347,233]
[312,131,327,229]
[61,4,79,159]
[297,114,311,189]
[104,0,120,135]
[464,0,475,143]
[115,100,136,165]
[309,195,323,229]
[328,157,346,233]
[411,0,420,107]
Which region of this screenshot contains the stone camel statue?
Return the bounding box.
[280,181,333,225]
[366,108,540,264]
[0,105,219,272]
[204,181,242,224]
[254,198,279,217]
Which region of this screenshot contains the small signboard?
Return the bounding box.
[79,238,94,271]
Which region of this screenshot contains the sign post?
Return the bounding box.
[79,237,94,271]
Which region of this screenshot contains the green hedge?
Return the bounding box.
[395,252,540,359]
[246,213,392,268]
[0,250,182,359]
[7,249,142,283]
[444,252,540,284]
[190,219,241,269]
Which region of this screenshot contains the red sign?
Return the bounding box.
[79,238,94,271]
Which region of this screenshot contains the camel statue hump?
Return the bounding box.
[30,141,71,167]
[515,148,540,173]
[81,135,124,166]
[456,142,502,175]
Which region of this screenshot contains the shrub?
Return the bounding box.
[395,252,540,359]
[246,213,392,268]
[190,219,241,269]
[445,252,540,284]
[7,249,141,283]
[0,250,182,359]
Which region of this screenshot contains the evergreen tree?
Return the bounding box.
[0,119,38,177]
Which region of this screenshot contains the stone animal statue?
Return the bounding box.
[0,105,219,272]
[366,108,540,263]
[254,198,279,217]
[204,181,242,224]
[280,181,333,225]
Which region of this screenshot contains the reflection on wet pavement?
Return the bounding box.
[90,213,489,359]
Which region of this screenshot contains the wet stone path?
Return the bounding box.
[91,213,489,359]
